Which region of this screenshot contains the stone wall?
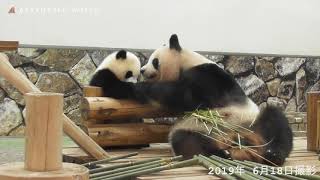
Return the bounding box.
[0,48,319,136]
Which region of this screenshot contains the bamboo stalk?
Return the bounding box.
[197,155,237,180]
[236,160,307,180]
[208,156,261,180]
[94,158,199,180]
[296,175,320,180]
[89,157,161,174]
[82,152,138,167]
[90,156,183,178]
[223,159,282,180]
[90,161,162,179]
[91,162,165,180]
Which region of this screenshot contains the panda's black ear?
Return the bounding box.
[116,50,127,60]
[169,34,182,52]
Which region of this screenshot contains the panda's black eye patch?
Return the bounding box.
[152,58,159,70]
[125,71,133,79]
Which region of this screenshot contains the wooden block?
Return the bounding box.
[88,123,171,147]
[0,41,18,51]
[0,162,88,180]
[24,92,63,171]
[307,91,320,151]
[83,86,103,97]
[81,97,178,121]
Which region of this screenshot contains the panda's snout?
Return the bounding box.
[140,69,145,74]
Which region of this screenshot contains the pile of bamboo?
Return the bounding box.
[84,152,320,180]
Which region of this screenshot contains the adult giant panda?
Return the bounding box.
[92,35,293,166]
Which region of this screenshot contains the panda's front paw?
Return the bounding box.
[264,149,285,166]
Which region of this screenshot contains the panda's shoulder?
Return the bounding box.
[183,63,231,78]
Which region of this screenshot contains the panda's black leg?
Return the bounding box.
[264,148,286,166]
[252,106,293,166]
[170,129,230,160]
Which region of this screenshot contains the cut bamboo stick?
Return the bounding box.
[0,53,108,160]
[82,152,138,167]
[307,91,320,151]
[92,158,199,180]
[89,158,161,174]
[81,97,177,120]
[24,92,63,171]
[88,123,171,147]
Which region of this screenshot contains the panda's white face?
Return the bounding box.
[141,34,213,82]
[96,50,141,82]
[141,34,183,82]
[141,47,182,82]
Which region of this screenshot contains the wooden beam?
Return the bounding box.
[307,91,320,151]
[0,41,19,51]
[81,97,178,121]
[88,123,171,147]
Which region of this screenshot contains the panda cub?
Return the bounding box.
[89,50,141,97]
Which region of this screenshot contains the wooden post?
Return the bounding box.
[0,53,108,159]
[0,92,89,180]
[317,100,320,152]
[24,92,63,171]
[307,91,320,151]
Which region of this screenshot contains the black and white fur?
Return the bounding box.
[139,35,292,165]
[90,35,293,165]
[89,50,141,98]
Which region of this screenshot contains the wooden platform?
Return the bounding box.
[63,137,320,179]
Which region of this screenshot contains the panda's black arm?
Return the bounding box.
[89,69,135,99]
[132,80,204,112]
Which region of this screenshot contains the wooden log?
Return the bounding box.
[0,53,109,160]
[81,97,178,121]
[0,41,18,51]
[83,86,103,97]
[24,92,63,171]
[88,123,171,147]
[307,91,320,151]
[81,86,104,128]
